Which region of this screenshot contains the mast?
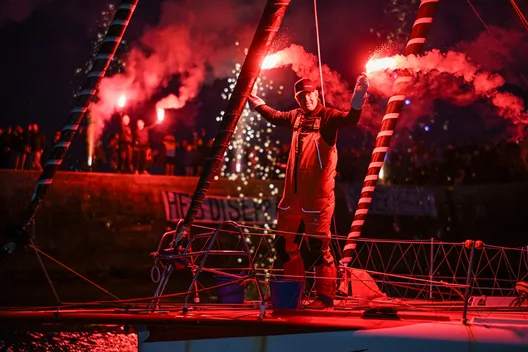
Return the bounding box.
[341,0,440,265]
[174,0,291,244]
[0,0,139,260]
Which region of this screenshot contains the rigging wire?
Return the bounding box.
[313,0,344,262]
[466,0,528,86]
[30,244,120,300]
[30,237,61,305]
[313,0,326,106]
[508,0,528,30]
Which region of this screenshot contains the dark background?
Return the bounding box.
[0,0,526,155]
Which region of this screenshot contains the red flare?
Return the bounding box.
[366,57,397,75]
[156,108,165,123]
[262,54,281,70]
[117,94,127,109]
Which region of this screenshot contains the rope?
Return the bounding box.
[313,0,326,106]
[509,0,528,30]
[30,244,120,300]
[30,238,61,305]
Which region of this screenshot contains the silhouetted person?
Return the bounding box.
[162,133,177,176]
[12,126,27,170]
[133,119,150,174]
[30,123,45,171]
[0,126,12,169]
[118,115,133,173]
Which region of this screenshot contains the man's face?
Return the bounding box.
[122,115,130,125]
[137,120,145,129]
[296,90,319,112]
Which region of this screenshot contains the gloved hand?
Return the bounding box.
[248,85,266,108]
[338,258,349,273]
[351,72,369,110]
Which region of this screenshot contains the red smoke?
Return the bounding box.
[369,49,527,132]
[89,0,526,146]
[266,28,527,139]
[90,0,258,141]
[455,26,528,85]
[262,44,353,111]
[364,26,528,136]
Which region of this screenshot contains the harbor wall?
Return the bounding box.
[1,170,527,305]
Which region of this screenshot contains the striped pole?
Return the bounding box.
[1,0,139,259]
[341,0,440,265]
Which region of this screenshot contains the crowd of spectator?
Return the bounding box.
[2,116,528,187]
[0,124,46,171]
[88,114,214,176]
[337,139,528,186]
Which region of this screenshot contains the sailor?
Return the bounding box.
[248,73,369,309]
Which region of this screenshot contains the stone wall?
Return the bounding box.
[2,170,527,280]
[0,171,279,277]
[1,170,527,306]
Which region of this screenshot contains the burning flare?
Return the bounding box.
[156,108,165,123]
[117,94,127,109]
[261,54,281,70]
[366,57,397,75]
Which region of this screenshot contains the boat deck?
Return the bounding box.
[1,299,527,351]
[0,299,526,329]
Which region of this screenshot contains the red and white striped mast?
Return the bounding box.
[341,0,441,265]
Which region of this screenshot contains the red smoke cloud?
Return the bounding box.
[90,0,259,141]
[371,49,527,131]
[262,44,354,111]
[90,0,526,146]
[265,27,527,139]
[455,26,528,85]
[366,27,528,136]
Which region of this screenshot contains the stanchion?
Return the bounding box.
[462,239,483,324]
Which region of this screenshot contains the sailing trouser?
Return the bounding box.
[275,196,336,299]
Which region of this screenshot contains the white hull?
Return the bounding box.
[138,319,528,352]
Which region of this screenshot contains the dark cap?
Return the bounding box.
[294,78,316,97]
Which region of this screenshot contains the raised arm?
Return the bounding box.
[255,105,295,127]
[324,107,362,127]
[325,73,369,127]
[248,89,294,128]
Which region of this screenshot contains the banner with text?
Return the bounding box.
[342,184,437,218]
[162,192,278,224]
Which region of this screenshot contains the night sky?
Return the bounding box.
[0,0,525,149]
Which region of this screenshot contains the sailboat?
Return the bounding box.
[0,0,527,351]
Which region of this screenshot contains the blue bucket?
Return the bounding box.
[214,275,245,304]
[270,280,304,310]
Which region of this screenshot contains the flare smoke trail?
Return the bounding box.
[368,49,526,121]
[265,27,527,138]
[90,0,261,141]
[263,44,353,111]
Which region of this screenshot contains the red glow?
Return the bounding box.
[157,108,165,123]
[117,94,127,109]
[262,54,281,70]
[366,57,397,75]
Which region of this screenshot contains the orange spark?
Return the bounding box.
[366,57,397,75]
[156,108,165,123]
[262,54,281,70]
[117,94,127,108]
